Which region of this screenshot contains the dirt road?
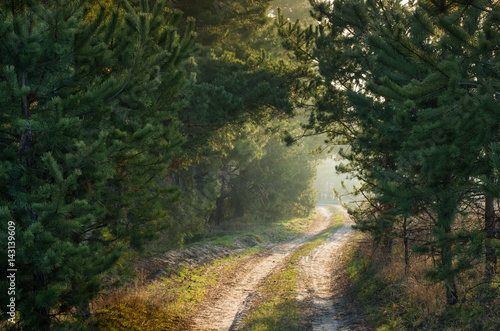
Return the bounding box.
[189,205,369,330]
[298,206,370,330]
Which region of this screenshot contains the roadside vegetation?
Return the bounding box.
[346,233,500,330]
[89,210,328,330]
[93,254,245,330]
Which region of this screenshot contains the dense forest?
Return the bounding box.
[1,0,499,329]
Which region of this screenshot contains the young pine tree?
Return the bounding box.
[278,0,500,304]
[0,0,194,328]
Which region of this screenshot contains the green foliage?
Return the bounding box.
[277,0,500,308]
[230,134,317,221]
[181,51,294,143]
[0,0,194,328]
[172,0,275,59]
[188,122,317,227]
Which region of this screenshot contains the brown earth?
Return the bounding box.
[297,206,371,331]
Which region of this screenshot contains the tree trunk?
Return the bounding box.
[445,281,459,305]
[21,71,51,324]
[381,235,393,259]
[214,177,226,226]
[34,272,50,329]
[19,71,34,167]
[214,195,224,226]
[485,196,497,280]
[443,225,458,305]
[403,217,410,275]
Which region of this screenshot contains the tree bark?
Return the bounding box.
[19,71,34,167]
[403,217,410,275]
[214,176,226,226]
[485,196,497,280]
[20,70,50,323]
[443,225,458,305]
[445,281,459,305]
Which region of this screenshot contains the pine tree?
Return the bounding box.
[277,0,500,304]
[0,0,194,327]
[359,0,500,301]
[171,0,274,57]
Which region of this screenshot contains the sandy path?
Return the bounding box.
[298,205,370,330]
[189,205,370,330]
[189,207,334,330]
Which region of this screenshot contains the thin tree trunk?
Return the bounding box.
[445,281,459,305]
[485,196,497,280]
[21,71,50,324]
[382,235,393,259]
[403,217,410,275]
[19,71,34,166]
[214,177,226,226]
[214,195,224,226]
[443,225,458,305]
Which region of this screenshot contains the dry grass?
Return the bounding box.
[346,233,500,330]
[89,256,243,330]
[86,213,323,330]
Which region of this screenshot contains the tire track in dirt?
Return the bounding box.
[189,207,334,331]
[298,205,370,330]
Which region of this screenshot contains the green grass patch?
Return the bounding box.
[190,214,319,249]
[244,264,304,331]
[143,212,322,254]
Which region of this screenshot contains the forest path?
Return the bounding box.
[189,205,370,330]
[297,206,370,330]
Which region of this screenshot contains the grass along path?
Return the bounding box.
[242,206,344,330]
[92,208,330,330]
[93,249,258,330]
[189,206,337,330]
